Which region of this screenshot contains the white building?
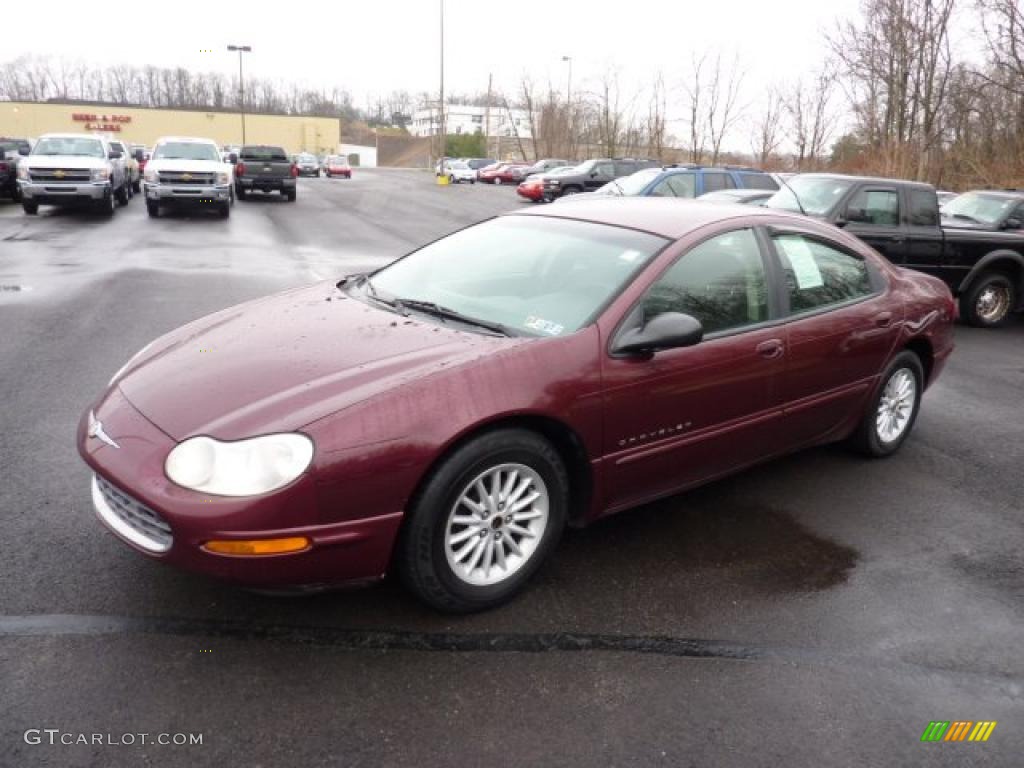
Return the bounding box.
[409,104,532,140]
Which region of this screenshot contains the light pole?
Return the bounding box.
[562,55,572,156]
[439,0,445,165]
[227,45,252,145]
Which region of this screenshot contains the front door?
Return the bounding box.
[601,227,787,513]
[842,185,905,265]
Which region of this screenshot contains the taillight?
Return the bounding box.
[290,164,298,178]
[235,162,245,177]
[0,162,7,172]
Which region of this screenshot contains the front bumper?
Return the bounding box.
[145,183,231,205]
[19,180,110,204]
[78,388,402,589]
[517,184,544,201]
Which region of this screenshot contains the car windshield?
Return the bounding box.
[152,142,220,161]
[240,146,288,161]
[547,165,579,177]
[298,154,316,162]
[360,216,667,337]
[594,168,661,196]
[330,157,347,164]
[941,192,1016,225]
[764,176,854,215]
[32,137,105,158]
[450,161,469,169]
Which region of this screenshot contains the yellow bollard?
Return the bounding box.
[436,174,450,186]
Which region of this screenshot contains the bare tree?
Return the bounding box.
[705,54,745,164]
[750,86,784,166]
[785,66,836,171]
[646,72,668,161]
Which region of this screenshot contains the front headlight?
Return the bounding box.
[144,168,158,183]
[165,434,314,497]
[17,166,29,180]
[91,168,111,182]
[216,172,230,186]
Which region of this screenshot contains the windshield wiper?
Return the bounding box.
[392,298,512,336]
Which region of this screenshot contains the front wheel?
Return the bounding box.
[236,186,247,200]
[132,178,141,193]
[493,178,502,185]
[286,190,296,202]
[849,351,924,457]
[146,201,159,218]
[960,273,1015,327]
[398,428,568,612]
[22,200,38,215]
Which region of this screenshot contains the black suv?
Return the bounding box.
[0,138,31,201]
[543,158,659,200]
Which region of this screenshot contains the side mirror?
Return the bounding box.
[228,153,238,164]
[589,171,598,178]
[108,150,122,159]
[1002,217,1022,230]
[845,208,870,223]
[833,217,849,228]
[18,146,30,156]
[614,312,704,355]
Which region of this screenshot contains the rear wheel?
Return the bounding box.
[146,201,159,218]
[219,202,230,219]
[236,186,247,200]
[399,428,568,612]
[99,190,116,217]
[22,200,38,215]
[286,190,296,202]
[849,351,924,457]
[116,183,129,206]
[960,272,1015,327]
[132,178,141,193]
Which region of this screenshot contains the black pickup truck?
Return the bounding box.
[234,145,297,202]
[766,174,1024,327]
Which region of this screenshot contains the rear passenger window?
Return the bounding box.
[908,189,939,226]
[740,173,779,190]
[642,229,768,334]
[649,174,696,198]
[703,173,734,192]
[845,189,900,226]
[773,234,874,314]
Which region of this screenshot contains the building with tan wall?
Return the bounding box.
[0,101,340,155]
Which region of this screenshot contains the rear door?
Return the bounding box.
[903,186,947,280]
[766,227,899,447]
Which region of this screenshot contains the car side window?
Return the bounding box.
[739,173,779,191]
[641,229,768,335]
[773,234,874,314]
[908,189,939,226]
[702,172,735,192]
[594,162,614,179]
[613,162,635,176]
[846,189,900,226]
[667,174,697,198]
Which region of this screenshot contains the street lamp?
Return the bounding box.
[562,55,572,156]
[438,0,446,165]
[227,45,252,145]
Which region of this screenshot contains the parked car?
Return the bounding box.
[940,190,1024,232]
[295,153,320,178]
[324,155,352,178]
[479,163,531,185]
[234,145,297,201]
[521,158,573,176]
[79,198,953,611]
[578,164,780,202]
[444,160,477,184]
[542,158,661,199]
[16,132,128,216]
[465,157,497,178]
[516,166,579,202]
[698,189,775,205]
[143,136,234,219]
[107,139,141,194]
[131,144,151,175]
[765,173,1024,327]
[0,137,31,201]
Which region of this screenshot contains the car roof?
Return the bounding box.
[38,132,106,141]
[506,197,805,239]
[155,136,218,145]
[795,172,934,190]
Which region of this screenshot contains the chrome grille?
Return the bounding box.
[159,171,216,185]
[30,169,91,182]
[93,475,173,553]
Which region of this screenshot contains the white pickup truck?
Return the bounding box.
[16,133,129,216]
[143,136,234,219]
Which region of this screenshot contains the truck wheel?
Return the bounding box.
[116,184,129,206]
[22,201,38,215]
[961,273,1015,327]
[236,187,247,200]
[132,178,141,194]
[99,191,116,217]
[286,190,297,202]
[146,201,159,218]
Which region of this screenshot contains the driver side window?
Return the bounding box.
[641,229,769,335]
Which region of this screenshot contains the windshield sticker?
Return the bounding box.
[524,316,565,336]
[776,236,824,290]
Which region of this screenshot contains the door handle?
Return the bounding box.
[874,312,894,328]
[756,339,784,359]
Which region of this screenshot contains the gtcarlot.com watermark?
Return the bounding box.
[24,729,203,746]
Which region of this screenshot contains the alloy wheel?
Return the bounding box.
[875,368,916,443]
[975,284,1011,325]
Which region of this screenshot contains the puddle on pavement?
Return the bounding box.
[564,488,859,594]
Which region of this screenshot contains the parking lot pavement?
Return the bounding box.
[1,169,1022,766]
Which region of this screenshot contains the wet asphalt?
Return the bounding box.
[0,170,1021,767]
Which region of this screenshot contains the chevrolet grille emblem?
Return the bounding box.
[54,170,65,179]
[182,173,192,181]
[87,411,120,449]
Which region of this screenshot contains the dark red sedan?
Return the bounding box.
[479,163,529,185]
[79,199,955,612]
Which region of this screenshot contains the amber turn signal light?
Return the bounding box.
[203,537,310,556]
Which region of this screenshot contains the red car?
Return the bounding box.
[479,163,529,185]
[516,175,546,202]
[79,199,954,612]
[324,156,352,178]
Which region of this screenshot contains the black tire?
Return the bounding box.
[146,201,158,218]
[849,350,924,458]
[286,190,296,202]
[561,186,581,196]
[22,200,38,215]
[398,428,568,613]
[470,179,476,185]
[449,175,456,184]
[960,272,1015,328]
[116,183,129,206]
[132,178,141,193]
[236,186,247,200]
[219,202,230,219]
[99,190,116,217]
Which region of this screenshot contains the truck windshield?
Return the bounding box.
[153,142,220,162]
[941,192,1016,226]
[32,137,105,158]
[765,176,854,216]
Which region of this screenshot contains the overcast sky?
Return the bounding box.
[9,0,987,149]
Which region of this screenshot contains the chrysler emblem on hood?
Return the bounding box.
[88,411,120,449]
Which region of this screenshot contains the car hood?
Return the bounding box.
[24,156,107,170]
[147,158,231,174]
[116,281,518,441]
